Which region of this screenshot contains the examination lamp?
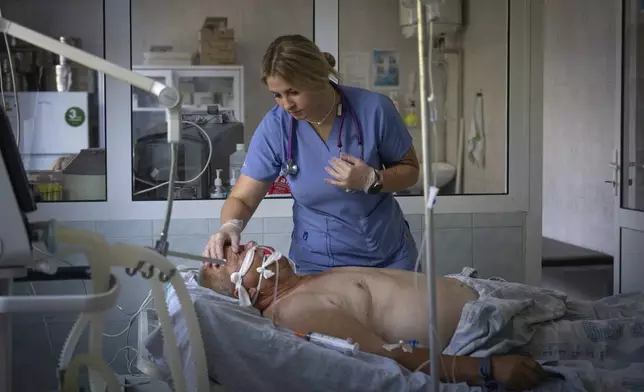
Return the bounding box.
[0,16,183,257]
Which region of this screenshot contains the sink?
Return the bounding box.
[432,162,457,188]
[412,162,457,190]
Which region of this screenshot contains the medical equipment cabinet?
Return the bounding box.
[131,65,245,134]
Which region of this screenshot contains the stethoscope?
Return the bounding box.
[281,83,364,177]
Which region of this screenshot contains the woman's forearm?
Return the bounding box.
[220,196,254,228]
[381,164,419,193]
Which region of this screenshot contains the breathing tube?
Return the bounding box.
[108,243,210,392]
[54,227,209,392]
[50,225,121,392]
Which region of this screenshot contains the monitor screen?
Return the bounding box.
[0,105,37,213]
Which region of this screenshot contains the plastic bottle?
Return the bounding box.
[229,169,238,193]
[211,169,225,198]
[229,143,247,184]
[404,100,419,128]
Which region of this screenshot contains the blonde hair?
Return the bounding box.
[261,34,339,92]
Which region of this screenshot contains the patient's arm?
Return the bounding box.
[272,293,481,385]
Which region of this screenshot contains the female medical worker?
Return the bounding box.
[204,34,420,274]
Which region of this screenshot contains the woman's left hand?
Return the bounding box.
[325,154,375,192]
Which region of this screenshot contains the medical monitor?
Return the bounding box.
[0,104,37,268]
[0,106,36,213]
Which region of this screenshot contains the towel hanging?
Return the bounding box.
[467,92,485,168]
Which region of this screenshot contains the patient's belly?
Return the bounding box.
[298,269,479,350]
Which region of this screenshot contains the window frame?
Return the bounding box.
[30,0,538,221]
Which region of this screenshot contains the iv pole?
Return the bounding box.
[416,1,441,391]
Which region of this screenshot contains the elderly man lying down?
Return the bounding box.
[198,242,644,391]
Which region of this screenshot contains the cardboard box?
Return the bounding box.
[201,16,228,30]
[199,17,236,65]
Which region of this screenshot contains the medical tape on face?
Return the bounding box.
[230,246,282,307]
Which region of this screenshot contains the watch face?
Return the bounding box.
[369,183,383,194]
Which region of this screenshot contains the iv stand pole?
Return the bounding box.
[416,1,440,391]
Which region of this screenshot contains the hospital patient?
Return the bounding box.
[199,242,547,390]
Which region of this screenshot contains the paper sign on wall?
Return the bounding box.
[339,52,371,89]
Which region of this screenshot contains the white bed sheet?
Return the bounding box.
[143,269,635,392]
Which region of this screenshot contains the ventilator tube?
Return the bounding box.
[302,332,360,356]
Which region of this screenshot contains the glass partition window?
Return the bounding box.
[621,0,644,212]
[130,0,314,201]
[338,0,509,195]
[131,67,243,201]
[0,0,106,202]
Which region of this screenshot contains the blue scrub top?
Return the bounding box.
[241,84,418,274]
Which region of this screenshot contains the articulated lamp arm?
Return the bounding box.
[0,17,183,143]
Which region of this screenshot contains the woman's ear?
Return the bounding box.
[247,287,257,299]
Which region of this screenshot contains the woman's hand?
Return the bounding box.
[324,154,375,192]
[203,219,244,260]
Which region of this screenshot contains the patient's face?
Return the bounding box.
[201,241,261,296]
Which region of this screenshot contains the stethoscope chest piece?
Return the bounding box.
[284,83,363,178]
[282,159,298,176]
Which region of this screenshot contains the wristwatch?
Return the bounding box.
[367,169,383,194]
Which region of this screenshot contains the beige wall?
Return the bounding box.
[339,0,509,194]
[459,0,508,194]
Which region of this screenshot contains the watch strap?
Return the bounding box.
[478,357,493,383]
[478,357,503,391]
[366,169,382,194]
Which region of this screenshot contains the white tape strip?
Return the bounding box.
[426,186,439,209]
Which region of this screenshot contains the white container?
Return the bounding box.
[229,143,247,183]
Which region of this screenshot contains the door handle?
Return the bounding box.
[608,149,620,196]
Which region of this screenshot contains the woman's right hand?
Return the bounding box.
[204,219,244,259]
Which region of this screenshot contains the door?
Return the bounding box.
[615,0,644,294]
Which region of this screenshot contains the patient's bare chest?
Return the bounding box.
[313,277,375,326]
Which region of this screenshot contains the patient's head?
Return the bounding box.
[199,241,296,301]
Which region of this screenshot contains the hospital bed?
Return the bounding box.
[137,269,644,392]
